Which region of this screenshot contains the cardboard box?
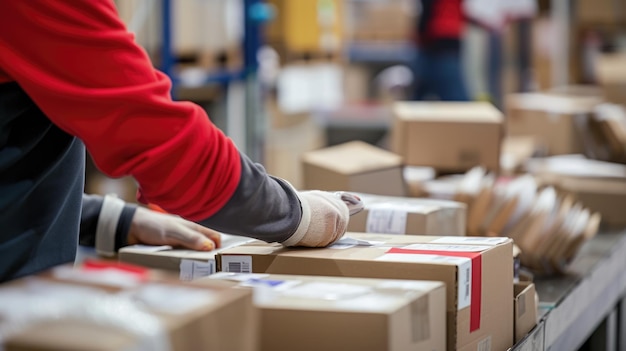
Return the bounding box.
[392,102,504,172]
[595,54,626,105]
[217,234,514,351]
[119,234,257,280]
[576,0,626,25]
[302,141,406,196]
[505,93,603,155]
[348,193,466,236]
[205,273,446,351]
[2,266,257,351]
[514,281,538,343]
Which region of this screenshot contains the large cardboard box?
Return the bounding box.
[348,193,466,236]
[302,141,406,196]
[505,93,603,155]
[576,0,625,25]
[392,102,504,172]
[205,273,446,351]
[217,234,514,351]
[2,265,257,351]
[119,234,257,280]
[514,281,538,343]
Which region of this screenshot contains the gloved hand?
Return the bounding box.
[281,191,351,247]
[126,207,221,251]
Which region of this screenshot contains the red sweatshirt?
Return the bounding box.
[0,1,241,221]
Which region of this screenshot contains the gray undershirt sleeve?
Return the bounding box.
[198,152,303,243]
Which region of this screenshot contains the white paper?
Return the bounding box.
[126,245,173,252]
[366,205,408,234]
[209,272,269,282]
[179,259,215,281]
[132,284,216,314]
[430,237,509,246]
[401,243,491,252]
[329,236,384,249]
[221,255,253,273]
[375,253,471,310]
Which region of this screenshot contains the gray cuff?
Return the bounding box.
[199,152,303,243]
[95,194,126,257]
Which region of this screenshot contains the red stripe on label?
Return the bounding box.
[387,248,482,332]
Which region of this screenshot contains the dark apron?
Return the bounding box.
[0,81,84,282]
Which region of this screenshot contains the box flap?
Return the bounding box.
[302,141,403,175]
[393,101,503,123]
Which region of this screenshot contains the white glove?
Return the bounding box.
[281,191,350,247]
[126,207,222,251]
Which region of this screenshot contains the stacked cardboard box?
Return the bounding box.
[1,262,257,351]
[345,0,417,42]
[514,280,538,343]
[347,193,466,236]
[595,53,626,105]
[505,92,603,156]
[302,141,406,196]
[204,273,446,351]
[217,234,514,351]
[589,103,626,163]
[119,234,258,281]
[392,102,504,173]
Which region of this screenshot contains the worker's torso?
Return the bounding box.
[0,81,83,282]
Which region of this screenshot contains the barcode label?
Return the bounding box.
[458,260,472,310]
[179,259,215,281]
[366,206,407,234]
[221,255,252,273]
[477,336,491,351]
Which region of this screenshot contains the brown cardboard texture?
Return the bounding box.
[348,193,466,236]
[392,102,503,172]
[217,234,514,351]
[118,235,257,280]
[506,93,603,155]
[302,141,406,196]
[205,274,446,351]
[514,281,538,343]
[595,54,626,105]
[3,271,257,351]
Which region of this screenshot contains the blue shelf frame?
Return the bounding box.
[159,0,264,93]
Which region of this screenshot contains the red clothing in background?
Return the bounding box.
[0,1,241,221]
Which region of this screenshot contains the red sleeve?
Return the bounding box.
[0,0,241,221]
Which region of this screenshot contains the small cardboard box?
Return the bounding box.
[118,234,257,280]
[302,141,406,196]
[348,193,466,236]
[505,93,603,155]
[514,281,538,343]
[392,102,504,172]
[2,266,257,351]
[205,273,446,351]
[217,234,514,351]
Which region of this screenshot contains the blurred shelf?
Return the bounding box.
[346,42,418,64]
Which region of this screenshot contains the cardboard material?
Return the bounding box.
[205,274,446,351]
[505,93,603,155]
[514,281,538,343]
[596,54,626,105]
[392,102,504,172]
[119,234,257,280]
[302,141,406,196]
[217,234,514,351]
[348,193,466,236]
[2,266,257,351]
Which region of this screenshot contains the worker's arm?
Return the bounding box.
[0,1,348,246]
[80,194,137,252]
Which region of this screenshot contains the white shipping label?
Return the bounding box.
[376,253,471,310]
[221,255,253,273]
[209,272,269,282]
[179,259,215,281]
[281,282,372,300]
[431,237,508,246]
[366,205,408,234]
[401,244,491,252]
